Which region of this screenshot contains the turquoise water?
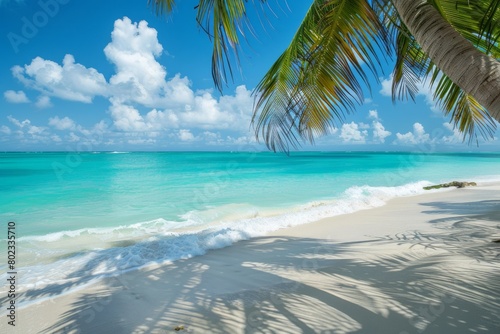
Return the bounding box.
[1,151,500,301]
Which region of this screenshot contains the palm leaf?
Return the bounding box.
[149,0,177,15]
[377,0,498,143]
[152,0,268,91]
[419,1,499,142]
[253,0,388,151]
[429,0,500,57]
[195,0,271,91]
[151,0,499,149]
[391,25,430,102]
[430,67,497,143]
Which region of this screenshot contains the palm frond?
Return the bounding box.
[476,0,500,55]
[418,1,499,142]
[431,68,497,143]
[428,0,500,57]
[253,0,389,152]
[149,0,177,15]
[195,0,270,91]
[379,0,498,143]
[391,25,430,102]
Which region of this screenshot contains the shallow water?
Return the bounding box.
[1,151,500,301]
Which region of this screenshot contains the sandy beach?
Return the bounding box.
[2,183,500,334]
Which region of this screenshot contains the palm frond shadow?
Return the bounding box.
[17,227,499,333]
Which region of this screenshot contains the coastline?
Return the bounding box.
[2,183,500,333]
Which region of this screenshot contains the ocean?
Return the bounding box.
[1,151,500,306]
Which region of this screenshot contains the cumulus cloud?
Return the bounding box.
[372,121,391,143]
[108,84,253,133]
[380,77,392,97]
[10,17,254,138]
[340,122,368,143]
[178,129,195,141]
[12,54,108,103]
[5,17,262,148]
[368,110,379,120]
[442,122,463,144]
[0,125,11,134]
[109,100,151,132]
[367,109,391,143]
[104,17,171,107]
[51,134,62,142]
[36,95,52,108]
[4,90,29,103]
[48,116,76,131]
[7,115,49,143]
[394,122,430,145]
[68,132,80,142]
[7,115,31,128]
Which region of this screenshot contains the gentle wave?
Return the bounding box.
[0,180,443,309]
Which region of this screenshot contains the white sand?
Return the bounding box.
[2,183,500,333]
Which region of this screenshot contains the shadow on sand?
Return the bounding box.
[7,198,500,333]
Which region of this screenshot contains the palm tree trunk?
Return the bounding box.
[393,0,500,121]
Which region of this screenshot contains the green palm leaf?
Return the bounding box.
[430,66,497,143]
[378,0,497,143]
[253,0,388,151]
[391,25,430,102]
[152,0,267,91]
[152,0,500,150]
[149,0,176,15]
[429,0,500,57]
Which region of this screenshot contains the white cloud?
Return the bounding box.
[51,134,62,142]
[0,125,11,134]
[12,54,108,103]
[372,121,391,143]
[7,115,30,128]
[127,138,156,145]
[7,17,259,147]
[7,115,49,143]
[11,17,254,136]
[380,76,392,97]
[358,122,370,130]
[178,129,195,141]
[367,109,391,143]
[226,135,257,145]
[36,95,52,108]
[368,110,379,120]
[27,125,44,135]
[68,132,80,142]
[340,122,367,143]
[442,122,463,143]
[201,131,223,145]
[394,122,430,145]
[48,116,76,131]
[104,17,170,107]
[109,100,151,132]
[4,90,29,103]
[109,85,253,132]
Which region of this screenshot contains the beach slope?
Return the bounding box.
[2,184,500,333]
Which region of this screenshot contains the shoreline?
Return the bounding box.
[2,183,500,333]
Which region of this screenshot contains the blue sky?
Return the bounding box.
[1,0,498,152]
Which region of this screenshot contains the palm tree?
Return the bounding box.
[150,0,500,151]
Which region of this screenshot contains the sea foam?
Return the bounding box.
[0,180,439,310]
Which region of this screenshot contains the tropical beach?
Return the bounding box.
[1,152,500,333]
[1,178,499,333]
[1,0,500,333]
